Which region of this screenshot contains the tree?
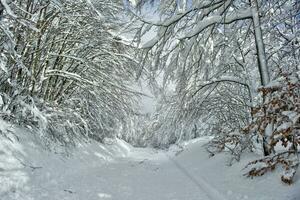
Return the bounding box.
[126,0,299,182]
[244,72,299,184]
[0,0,139,145]
[126,0,258,144]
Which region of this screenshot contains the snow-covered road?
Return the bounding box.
[1,134,299,200]
[24,138,227,200]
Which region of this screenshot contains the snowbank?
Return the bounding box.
[0,123,133,200]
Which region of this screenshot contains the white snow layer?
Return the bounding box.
[0,129,299,200]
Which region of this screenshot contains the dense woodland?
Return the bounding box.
[0,0,141,146]
[0,0,299,184]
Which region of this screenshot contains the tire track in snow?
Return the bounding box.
[165,153,228,200]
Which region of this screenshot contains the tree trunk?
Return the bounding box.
[250,0,270,86]
[250,0,271,156]
[0,2,4,17]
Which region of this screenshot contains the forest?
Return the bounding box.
[0,0,299,199]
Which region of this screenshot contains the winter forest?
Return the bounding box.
[0,0,299,199]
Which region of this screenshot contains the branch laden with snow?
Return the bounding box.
[0,0,140,146]
[244,72,300,184]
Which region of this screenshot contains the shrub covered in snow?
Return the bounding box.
[244,72,299,184]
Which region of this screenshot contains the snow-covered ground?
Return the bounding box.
[0,129,299,200]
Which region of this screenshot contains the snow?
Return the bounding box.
[98,193,112,199]
[142,27,167,49]
[181,8,252,39]
[86,0,104,20]
[265,122,273,137]
[282,111,299,124]
[276,122,292,132]
[0,129,299,200]
[128,0,138,7]
[0,53,8,73]
[0,0,17,19]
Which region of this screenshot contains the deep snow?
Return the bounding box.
[0,128,299,200]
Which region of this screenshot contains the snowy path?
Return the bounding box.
[25,139,227,200]
[1,136,299,200]
[60,155,222,200]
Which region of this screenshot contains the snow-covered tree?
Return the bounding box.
[0,0,140,146]
[126,0,299,182]
[244,72,299,184]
